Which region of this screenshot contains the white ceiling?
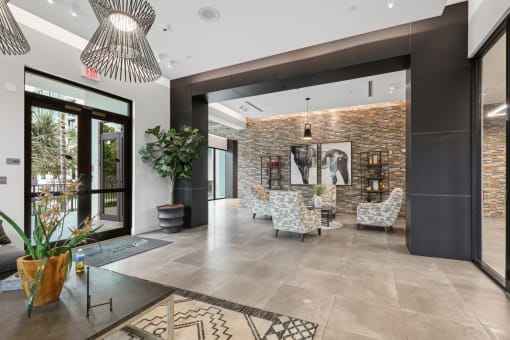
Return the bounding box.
[219,71,406,118]
[12,0,463,80]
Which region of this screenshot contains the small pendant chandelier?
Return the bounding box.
[303,97,313,140]
[81,0,161,83]
[0,0,30,55]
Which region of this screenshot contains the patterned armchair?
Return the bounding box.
[357,188,403,232]
[248,185,272,219]
[269,190,321,241]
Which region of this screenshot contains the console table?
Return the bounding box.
[0,267,173,340]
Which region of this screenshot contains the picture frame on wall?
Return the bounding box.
[320,142,352,185]
[290,144,318,185]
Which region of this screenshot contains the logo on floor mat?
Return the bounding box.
[132,239,148,247]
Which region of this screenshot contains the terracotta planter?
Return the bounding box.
[16,253,69,307]
[157,204,184,233]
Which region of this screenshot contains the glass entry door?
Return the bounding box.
[25,93,131,242]
[98,125,124,222]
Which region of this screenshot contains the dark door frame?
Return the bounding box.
[471,16,510,291]
[24,69,133,243]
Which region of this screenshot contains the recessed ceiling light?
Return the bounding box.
[386,0,395,9]
[347,5,357,12]
[48,0,55,4]
[198,7,221,22]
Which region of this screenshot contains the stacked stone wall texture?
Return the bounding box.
[209,100,406,216]
[482,104,506,218]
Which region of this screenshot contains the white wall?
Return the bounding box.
[468,0,510,57]
[0,26,170,248]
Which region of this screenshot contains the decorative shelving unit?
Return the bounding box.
[261,156,282,190]
[359,150,390,203]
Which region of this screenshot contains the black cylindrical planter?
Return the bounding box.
[157,204,184,233]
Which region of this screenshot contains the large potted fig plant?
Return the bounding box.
[0,181,100,318]
[139,125,206,233]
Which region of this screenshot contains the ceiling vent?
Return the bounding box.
[198,7,221,22]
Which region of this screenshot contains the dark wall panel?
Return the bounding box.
[410,132,471,196]
[407,3,472,260]
[409,195,471,259]
[411,66,472,132]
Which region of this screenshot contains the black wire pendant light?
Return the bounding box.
[81,0,161,83]
[0,0,30,55]
[303,97,313,140]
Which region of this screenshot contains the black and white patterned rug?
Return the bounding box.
[106,288,318,340]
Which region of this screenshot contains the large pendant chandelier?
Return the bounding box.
[303,97,313,140]
[0,0,30,55]
[81,0,161,83]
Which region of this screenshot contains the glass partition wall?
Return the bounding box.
[477,24,509,290]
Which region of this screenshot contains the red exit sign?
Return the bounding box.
[81,65,100,81]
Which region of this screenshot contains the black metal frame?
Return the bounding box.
[24,68,133,244]
[472,17,510,291]
[208,147,227,201]
[261,155,282,190]
[359,150,391,203]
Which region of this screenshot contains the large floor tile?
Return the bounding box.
[460,292,510,329]
[401,310,492,340]
[322,327,377,340]
[264,284,335,324]
[327,296,406,340]
[487,327,510,340]
[285,267,343,295]
[336,275,400,308]
[396,282,479,323]
[173,267,235,296]
[212,275,284,309]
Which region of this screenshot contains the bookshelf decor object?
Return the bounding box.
[261,156,282,190]
[360,150,390,203]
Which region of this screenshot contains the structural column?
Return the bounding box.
[170,83,208,228]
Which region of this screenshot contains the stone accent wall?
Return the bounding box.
[209,101,406,216]
[482,104,506,218]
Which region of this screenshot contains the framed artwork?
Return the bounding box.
[290,144,318,185]
[320,142,352,185]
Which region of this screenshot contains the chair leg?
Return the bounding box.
[318,228,321,236]
[301,234,305,242]
[252,213,256,219]
[389,226,394,233]
[275,229,279,238]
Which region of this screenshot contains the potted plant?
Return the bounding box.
[139,125,206,233]
[0,181,100,318]
[313,184,325,208]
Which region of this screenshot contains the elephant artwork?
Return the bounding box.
[290,144,318,185]
[321,142,352,185]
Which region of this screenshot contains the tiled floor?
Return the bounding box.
[482,216,506,278]
[103,199,510,340]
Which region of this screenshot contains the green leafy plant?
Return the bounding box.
[0,181,100,317]
[138,125,206,205]
[313,184,325,196]
[366,194,373,203]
